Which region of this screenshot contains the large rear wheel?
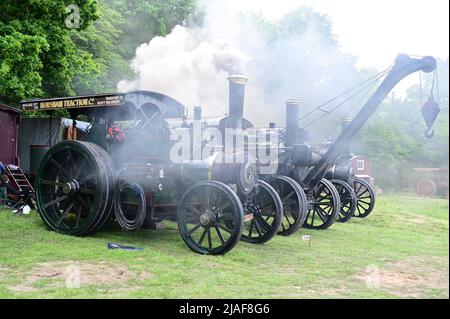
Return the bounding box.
[35,141,115,235]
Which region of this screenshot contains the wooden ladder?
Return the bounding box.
[6,166,35,196]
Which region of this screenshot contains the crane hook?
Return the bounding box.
[424,128,435,139]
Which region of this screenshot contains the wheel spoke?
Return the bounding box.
[282,191,294,204]
[56,202,74,226]
[207,228,212,250]
[50,158,71,181]
[188,223,202,236]
[187,204,202,216]
[214,225,225,244]
[256,215,272,231]
[216,201,231,212]
[356,205,362,215]
[40,179,65,187]
[284,214,293,226]
[198,228,208,245]
[42,195,69,209]
[217,223,233,234]
[358,189,369,197]
[315,207,328,223]
[79,172,96,185]
[75,205,82,226]
[253,219,263,237]
[204,187,211,210]
[358,203,368,210]
[220,213,237,221]
[248,220,255,237]
[77,195,92,211]
[65,149,75,174]
[79,188,96,195]
[259,209,275,217]
[74,162,85,179]
[356,184,363,195]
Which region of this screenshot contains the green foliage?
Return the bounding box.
[0,0,197,104]
[0,29,49,104]
[0,0,99,105]
[275,5,337,45]
[104,0,197,60]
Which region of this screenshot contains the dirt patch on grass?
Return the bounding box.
[0,265,11,280]
[8,261,152,292]
[395,213,428,225]
[355,256,449,298]
[409,215,427,224]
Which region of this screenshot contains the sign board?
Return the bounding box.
[20,94,126,111]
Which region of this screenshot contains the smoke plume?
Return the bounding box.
[118,0,364,139]
[118,25,250,117]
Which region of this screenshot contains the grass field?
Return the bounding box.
[0,194,448,299]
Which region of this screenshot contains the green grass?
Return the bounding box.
[0,194,448,299]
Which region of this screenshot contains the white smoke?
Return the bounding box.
[118,0,363,132]
[117,24,251,118]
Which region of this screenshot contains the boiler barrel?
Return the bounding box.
[30,145,50,174]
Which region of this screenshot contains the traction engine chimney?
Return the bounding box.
[227,75,248,129]
[285,99,303,146]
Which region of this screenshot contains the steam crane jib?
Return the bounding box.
[303,54,437,190]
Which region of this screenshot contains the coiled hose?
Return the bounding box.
[114,181,146,231]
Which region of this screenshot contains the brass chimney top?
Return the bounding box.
[228,74,248,85]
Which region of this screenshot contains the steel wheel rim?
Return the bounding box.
[177,181,243,255]
[331,180,357,222]
[353,179,375,218]
[304,180,339,229]
[272,176,306,236]
[240,180,283,243]
[36,143,104,235]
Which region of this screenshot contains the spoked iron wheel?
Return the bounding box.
[303,179,340,230]
[177,181,244,255]
[35,141,115,235]
[240,180,283,244]
[353,178,375,218]
[330,179,357,223]
[271,176,307,236]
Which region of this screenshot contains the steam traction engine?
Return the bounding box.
[262,54,439,235]
[20,78,283,255]
[20,54,439,254]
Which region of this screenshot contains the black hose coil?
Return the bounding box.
[114,181,146,231]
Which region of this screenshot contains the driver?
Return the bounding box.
[107,124,126,143]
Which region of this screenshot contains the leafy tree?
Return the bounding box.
[70,1,130,93]
[0,0,198,103]
[0,0,99,105]
[104,0,197,60]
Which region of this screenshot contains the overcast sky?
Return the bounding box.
[228,0,449,70]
